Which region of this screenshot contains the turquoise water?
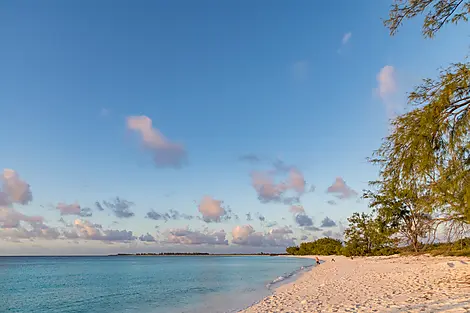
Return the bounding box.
[1,256,314,313]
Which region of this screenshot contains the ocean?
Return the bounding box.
[1,256,314,313]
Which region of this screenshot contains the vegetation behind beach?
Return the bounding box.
[289,0,470,258]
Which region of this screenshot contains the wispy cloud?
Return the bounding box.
[99,197,135,218]
[375,65,401,119]
[232,225,294,247]
[342,32,352,45]
[56,203,92,217]
[145,209,194,222]
[100,108,110,117]
[338,32,352,54]
[127,115,187,168]
[163,228,228,245]
[238,154,261,163]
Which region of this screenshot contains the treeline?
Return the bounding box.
[286,230,470,257]
[287,1,470,257]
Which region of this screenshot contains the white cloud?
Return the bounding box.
[342,32,352,45]
[127,115,187,168]
[376,65,401,118]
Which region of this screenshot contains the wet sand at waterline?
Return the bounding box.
[240,255,470,313]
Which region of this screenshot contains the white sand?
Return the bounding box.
[240,255,470,313]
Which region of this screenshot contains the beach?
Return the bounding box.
[240,255,470,313]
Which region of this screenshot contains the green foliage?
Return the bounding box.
[343,212,397,256]
[286,237,343,256]
[286,1,470,259]
[370,62,470,223]
[385,0,470,38]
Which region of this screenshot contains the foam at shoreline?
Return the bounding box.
[265,263,314,289]
[239,255,470,313]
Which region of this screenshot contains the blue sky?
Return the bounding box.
[0,1,468,255]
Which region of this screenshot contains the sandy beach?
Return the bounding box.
[240,255,470,313]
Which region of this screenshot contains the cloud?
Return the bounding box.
[304,226,322,232]
[127,115,187,168]
[376,65,400,118]
[2,169,33,205]
[326,177,358,200]
[100,197,135,218]
[256,213,266,222]
[231,225,294,247]
[269,226,293,235]
[56,203,92,217]
[300,235,308,241]
[289,205,305,214]
[294,213,313,227]
[0,207,44,229]
[322,230,343,241]
[342,32,352,45]
[0,223,60,241]
[251,165,306,205]
[95,202,105,211]
[100,108,110,116]
[320,217,337,228]
[73,219,136,242]
[239,154,261,163]
[164,228,228,245]
[265,221,278,228]
[198,196,226,222]
[145,209,194,222]
[0,208,60,241]
[139,233,156,242]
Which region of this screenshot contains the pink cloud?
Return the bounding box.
[198,196,226,222]
[326,177,358,200]
[251,166,306,204]
[126,115,187,168]
[2,169,33,205]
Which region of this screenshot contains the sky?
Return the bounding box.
[0,0,468,255]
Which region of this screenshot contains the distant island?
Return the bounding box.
[108,252,287,257]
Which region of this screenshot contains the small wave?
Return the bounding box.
[265,264,314,289]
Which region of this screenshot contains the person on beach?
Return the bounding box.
[315,257,320,265]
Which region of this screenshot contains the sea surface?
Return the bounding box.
[1,256,314,313]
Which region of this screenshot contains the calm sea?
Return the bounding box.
[1,256,314,313]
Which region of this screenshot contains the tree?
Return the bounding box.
[285,238,343,256]
[364,183,438,252]
[368,1,470,232]
[385,0,470,39]
[343,212,395,256]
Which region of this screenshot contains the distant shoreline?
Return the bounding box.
[0,253,288,257]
